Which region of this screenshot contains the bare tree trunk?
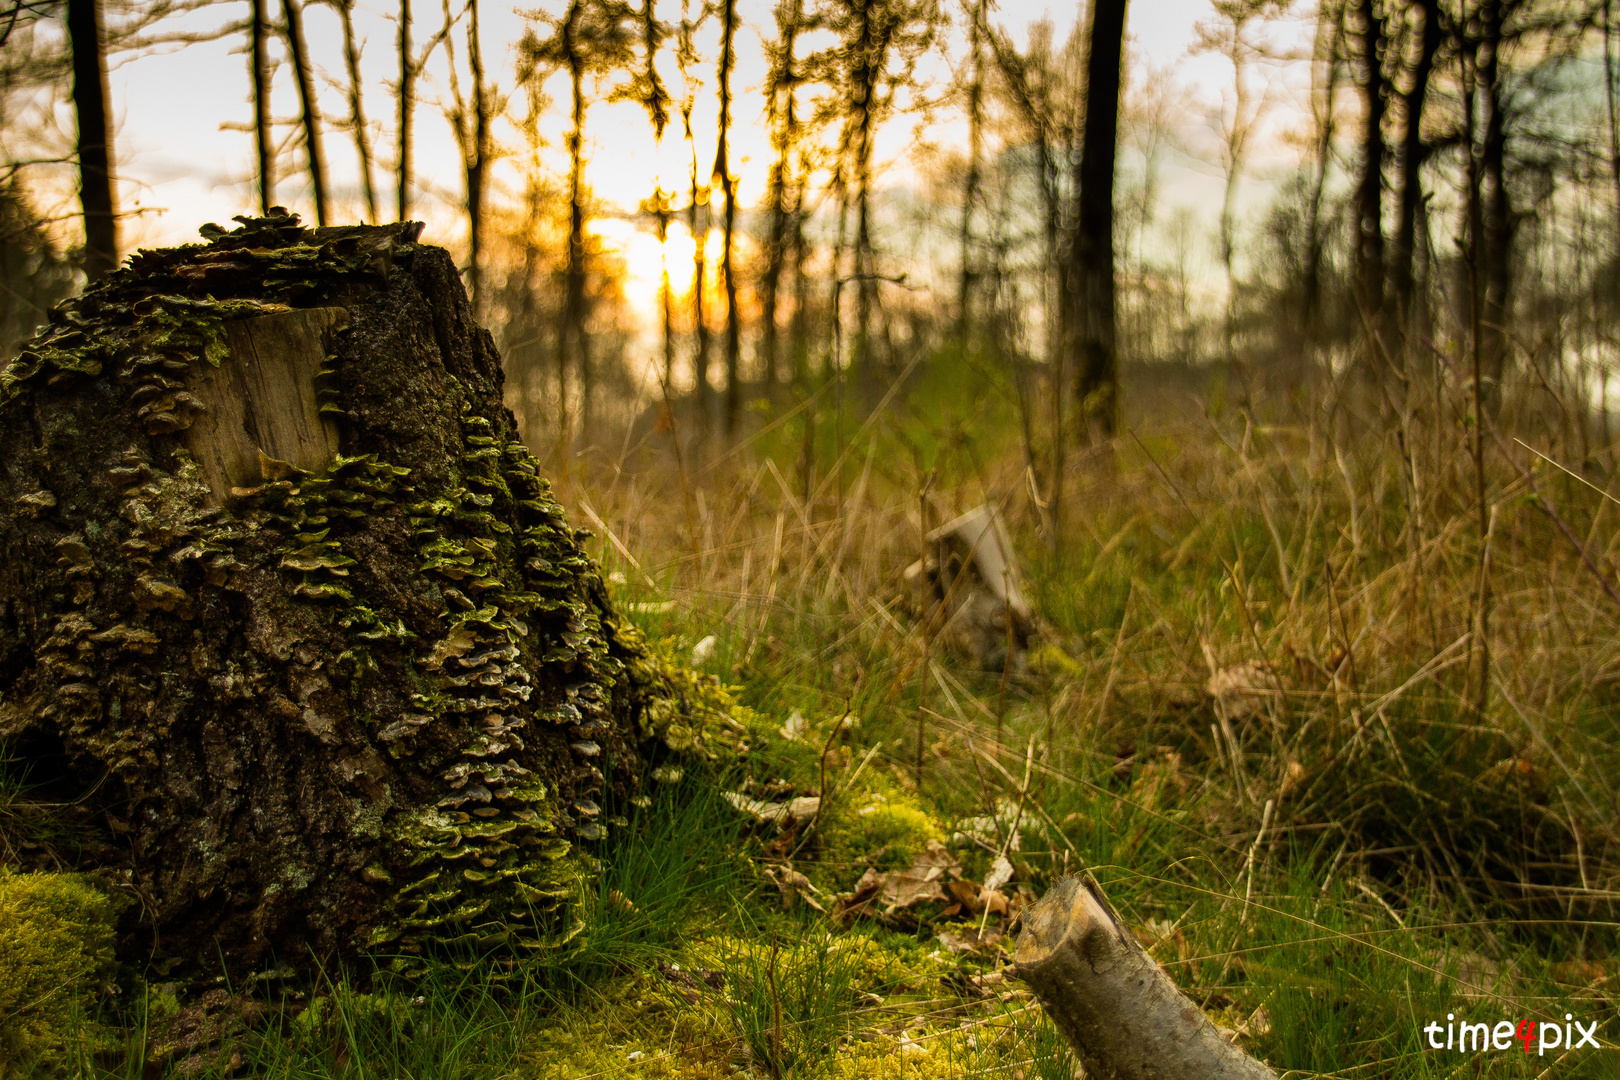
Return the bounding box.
[760,0,803,407]
[1388,0,1439,363]
[685,107,710,430]
[716,0,742,436]
[465,0,490,315]
[1018,876,1280,1080]
[66,0,116,280]
[1477,0,1511,409]
[251,0,276,215]
[854,128,875,384]
[397,0,413,220]
[1353,0,1386,370]
[283,0,330,226]
[1608,0,1620,237]
[1302,4,1343,343]
[561,10,587,472]
[330,0,379,223]
[956,0,986,345]
[1070,0,1128,442]
[636,0,673,390]
[1044,127,1066,551]
[788,145,810,389]
[844,0,878,385]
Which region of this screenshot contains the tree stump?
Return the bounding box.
[0,212,719,979]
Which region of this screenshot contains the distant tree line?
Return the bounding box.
[2,0,1619,490]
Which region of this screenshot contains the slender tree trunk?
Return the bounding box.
[66,0,116,280]
[1354,0,1387,370]
[1607,0,1620,237]
[956,0,986,345]
[827,175,849,383]
[251,0,276,214]
[716,0,742,436]
[1477,0,1510,408]
[283,0,330,226]
[398,0,414,220]
[854,133,875,384]
[638,0,673,390]
[848,0,878,385]
[660,205,675,391]
[760,0,803,407]
[1042,130,1066,550]
[788,147,810,389]
[1070,0,1128,442]
[1388,0,1439,362]
[332,0,379,223]
[1302,6,1344,342]
[1215,22,1251,363]
[685,102,710,429]
[562,30,587,469]
[464,0,489,316]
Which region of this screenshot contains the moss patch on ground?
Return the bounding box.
[0,869,124,1070]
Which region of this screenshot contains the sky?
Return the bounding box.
[27,0,1320,320]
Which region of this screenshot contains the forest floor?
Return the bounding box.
[8,355,1620,1078]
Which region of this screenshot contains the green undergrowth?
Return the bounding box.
[10,355,1620,1075]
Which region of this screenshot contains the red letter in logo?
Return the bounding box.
[1517,1020,1537,1053]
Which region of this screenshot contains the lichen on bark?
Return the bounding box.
[0,210,732,979]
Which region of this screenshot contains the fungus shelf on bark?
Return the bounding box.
[0,211,732,981]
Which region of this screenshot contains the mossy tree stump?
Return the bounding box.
[0,213,712,979]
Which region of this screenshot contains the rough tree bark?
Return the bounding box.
[1017,875,1280,1080]
[0,214,722,979]
[1353,0,1387,369]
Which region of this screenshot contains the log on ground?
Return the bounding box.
[1015,874,1279,1080]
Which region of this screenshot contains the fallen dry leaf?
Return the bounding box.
[1206,662,1284,720]
[938,927,1004,954]
[763,862,826,912]
[722,791,820,828]
[880,841,962,911]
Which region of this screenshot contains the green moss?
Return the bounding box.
[818,784,943,877]
[0,869,125,1069]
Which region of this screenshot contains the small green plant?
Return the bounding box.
[1026,1014,1079,1080]
[545,767,749,986]
[216,961,531,1080]
[712,927,881,1078]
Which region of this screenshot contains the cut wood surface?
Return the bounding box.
[184,307,347,499]
[1015,874,1278,1080]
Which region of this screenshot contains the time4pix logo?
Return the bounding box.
[1423,1014,1602,1056]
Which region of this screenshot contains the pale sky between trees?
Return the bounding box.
[28,0,1315,326]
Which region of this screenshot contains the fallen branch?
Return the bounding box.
[1015,874,1279,1080]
